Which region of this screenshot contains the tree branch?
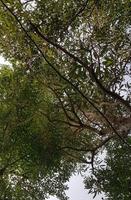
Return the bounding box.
[31,23,131,111]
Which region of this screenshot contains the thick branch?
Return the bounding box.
[31,23,131,111]
[90,67,131,112]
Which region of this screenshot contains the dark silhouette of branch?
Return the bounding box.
[22,0,34,5]
[64,90,83,125]
[90,66,131,112]
[59,136,113,153]
[62,150,92,164]
[30,21,85,66]
[48,86,78,124]
[30,23,131,111]
[59,146,92,153]
[65,0,89,28]
[38,109,83,129]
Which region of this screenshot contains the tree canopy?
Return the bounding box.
[0,0,130,199]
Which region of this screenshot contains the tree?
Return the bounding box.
[0,0,130,199]
[0,65,76,200]
[84,139,131,200]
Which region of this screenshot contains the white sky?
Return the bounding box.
[0,56,103,200]
[0,56,10,65]
[48,174,104,200]
[0,56,5,64]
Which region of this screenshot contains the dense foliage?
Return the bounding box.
[0,0,130,199]
[84,139,131,200]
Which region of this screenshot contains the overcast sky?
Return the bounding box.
[0,56,103,200]
[48,174,104,200]
[0,56,10,65]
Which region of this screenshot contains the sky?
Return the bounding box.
[48,174,104,200]
[0,56,10,65]
[0,55,103,200]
